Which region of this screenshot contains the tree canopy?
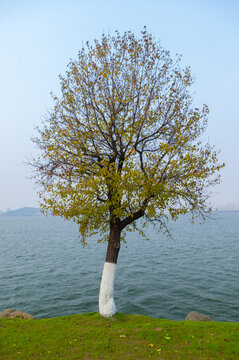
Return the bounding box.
[32,28,224,244]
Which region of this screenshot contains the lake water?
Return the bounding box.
[0,212,238,322]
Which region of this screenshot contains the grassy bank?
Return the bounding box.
[0,313,238,359]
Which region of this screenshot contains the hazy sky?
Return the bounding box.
[0,0,238,211]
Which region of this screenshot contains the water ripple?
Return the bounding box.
[0,213,239,321]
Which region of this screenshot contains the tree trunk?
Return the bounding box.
[99,224,121,317]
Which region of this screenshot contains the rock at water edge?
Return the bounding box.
[186,311,212,321]
[0,308,34,319]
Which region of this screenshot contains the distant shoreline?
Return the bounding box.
[0,207,42,217]
[0,207,239,218]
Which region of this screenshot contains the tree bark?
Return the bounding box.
[105,224,121,264]
[99,224,121,317]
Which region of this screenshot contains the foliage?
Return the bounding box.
[1,313,239,359]
[32,28,224,244]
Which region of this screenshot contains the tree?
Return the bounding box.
[31,28,224,317]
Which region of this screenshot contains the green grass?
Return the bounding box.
[0,313,238,359]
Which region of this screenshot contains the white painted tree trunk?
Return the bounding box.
[99,262,117,317]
